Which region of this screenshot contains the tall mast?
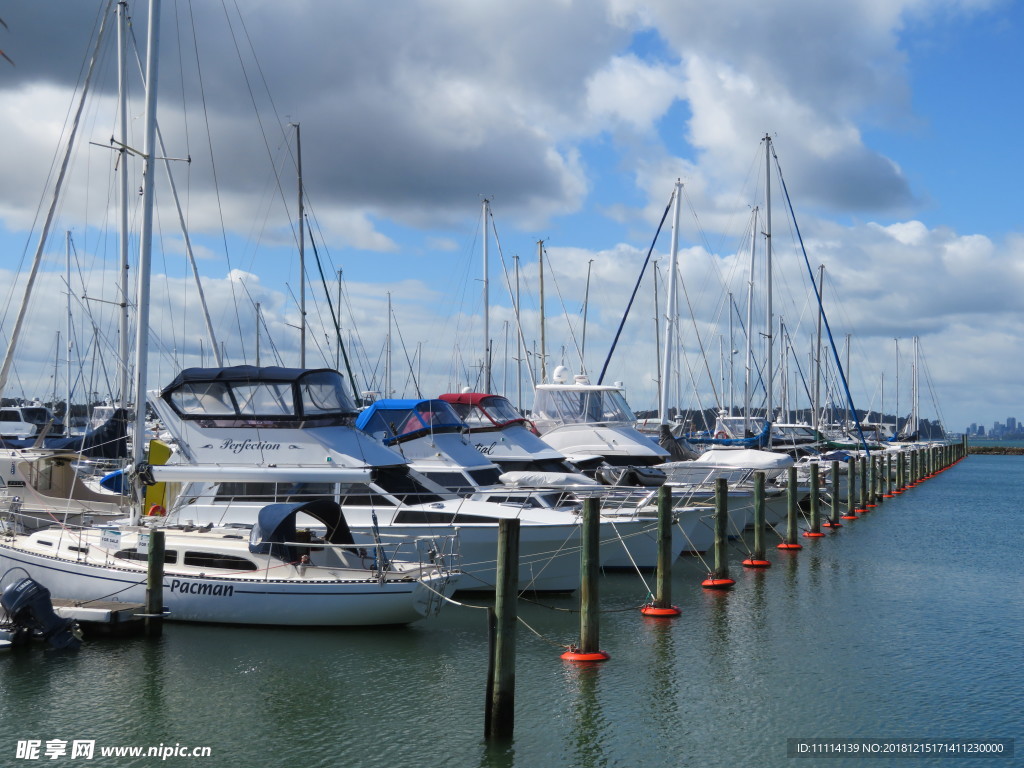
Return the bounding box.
[764,133,774,441]
[481,199,490,391]
[538,239,546,382]
[65,231,73,426]
[117,0,131,404]
[659,180,682,425]
[294,122,306,367]
[894,338,900,436]
[813,263,824,432]
[744,208,757,434]
[131,0,161,497]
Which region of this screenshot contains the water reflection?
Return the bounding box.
[562,662,608,768]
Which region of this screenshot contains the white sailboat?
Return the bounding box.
[0,0,460,626]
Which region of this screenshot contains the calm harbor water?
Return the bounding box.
[1,454,1021,767]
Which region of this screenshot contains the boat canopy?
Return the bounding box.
[248,498,355,563]
[532,385,635,429]
[439,393,529,430]
[159,366,357,426]
[356,399,465,445]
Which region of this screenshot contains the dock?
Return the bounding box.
[51,599,147,637]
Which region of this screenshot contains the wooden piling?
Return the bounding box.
[486,518,519,739]
[803,462,824,537]
[777,466,803,549]
[144,529,165,638]
[562,498,609,660]
[641,486,681,615]
[823,459,842,528]
[743,471,771,567]
[858,452,869,511]
[842,456,858,519]
[703,477,736,586]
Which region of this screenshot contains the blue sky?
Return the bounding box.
[0,0,1020,434]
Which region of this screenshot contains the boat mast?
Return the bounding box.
[764,133,774,444]
[813,263,824,433]
[295,122,306,367]
[117,0,131,404]
[65,231,73,427]
[538,239,546,382]
[481,199,491,392]
[131,0,161,497]
[658,180,682,425]
[894,338,900,436]
[744,207,757,435]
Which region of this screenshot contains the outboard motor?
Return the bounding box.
[1,578,82,650]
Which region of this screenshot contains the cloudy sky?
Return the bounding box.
[0,0,1019,434]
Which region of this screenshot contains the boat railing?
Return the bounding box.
[278,531,460,578]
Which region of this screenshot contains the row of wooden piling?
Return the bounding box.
[484,436,968,740]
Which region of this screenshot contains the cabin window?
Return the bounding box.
[171,383,235,415]
[183,551,258,571]
[114,548,178,564]
[373,467,444,504]
[393,509,496,524]
[299,371,357,415]
[0,411,20,422]
[233,382,294,417]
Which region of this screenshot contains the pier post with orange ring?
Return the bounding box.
[641,485,681,617]
[803,462,825,538]
[743,471,771,567]
[776,466,803,551]
[822,459,843,528]
[144,529,165,639]
[883,453,893,498]
[703,477,736,587]
[842,456,859,519]
[562,498,610,661]
[895,451,904,492]
[858,451,869,511]
[868,454,876,507]
[486,518,520,738]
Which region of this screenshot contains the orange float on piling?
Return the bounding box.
[802,531,826,538]
[776,542,803,550]
[701,577,736,589]
[742,558,772,568]
[640,604,681,617]
[821,520,843,528]
[561,649,611,662]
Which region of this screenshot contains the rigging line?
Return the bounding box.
[389,306,422,398]
[307,222,360,399]
[540,244,587,373]
[183,0,245,360]
[0,1,116,404]
[770,144,870,456]
[0,4,111,338]
[597,191,673,384]
[487,210,537,390]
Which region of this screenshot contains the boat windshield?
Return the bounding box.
[166,370,356,424]
[448,396,526,429]
[532,387,635,427]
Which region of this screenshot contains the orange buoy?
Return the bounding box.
[561,649,611,662]
[640,604,681,617]
[742,558,771,568]
[701,577,735,589]
[802,531,826,538]
[776,542,803,550]
[821,520,843,528]
[146,504,166,517]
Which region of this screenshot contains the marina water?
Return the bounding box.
[1,454,1020,767]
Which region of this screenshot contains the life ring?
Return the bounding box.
[715,431,728,439]
[146,504,166,517]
